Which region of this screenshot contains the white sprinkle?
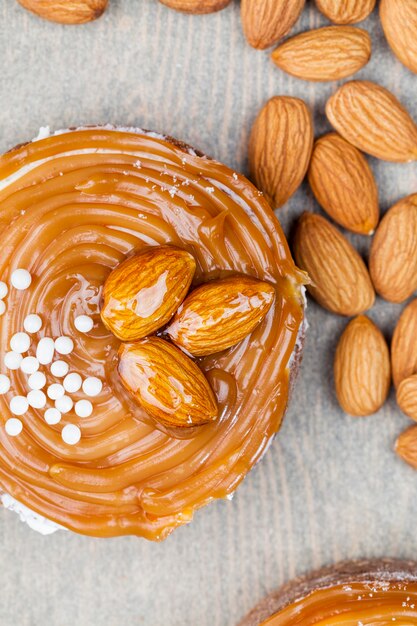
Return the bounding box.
[4,351,23,370]
[36,337,55,365]
[0,282,8,299]
[82,377,103,397]
[0,375,10,394]
[63,373,82,393]
[23,314,42,334]
[5,418,23,436]
[75,399,93,418]
[61,424,81,445]
[11,269,32,290]
[10,396,29,415]
[54,336,74,355]
[20,356,39,375]
[55,395,73,414]
[47,383,65,400]
[44,408,61,425]
[10,332,31,354]
[50,360,69,378]
[74,315,94,333]
[28,371,46,390]
[0,301,5,316]
[27,390,47,409]
[232,172,238,180]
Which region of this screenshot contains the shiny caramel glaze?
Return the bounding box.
[0,127,305,539]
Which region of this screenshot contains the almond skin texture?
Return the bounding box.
[380,0,417,74]
[391,299,417,388]
[326,80,417,162]
[334,315,391,416]
[118,338,218,429]
[159,0,231,13]
[100,246,196,342]
[248,97,313,208]
[167,276,275,356]
[397,375,417,422]
[396,425,417,471]
[241,0,305,50]
[316,0,376,24]
[271,26,371,82]
[308,133,379,234]
[369,194,417,303]
[17,0,108,23]
[293,213,375,316]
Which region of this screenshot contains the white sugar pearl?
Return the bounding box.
[44,408,62,425]
[4,351,23,370]
[36,337,55,365]
[24,314,42,334]
[55,395,73,414]
[54,336,74,355]
[74,315,94,333]
[82,377,103,397]
[28,371,46,390]
[50,360,69,378]
[0,282,8,299]
[20,356,39,375]
[27,390,47,409]
[0,301,5,316]
[10,396,28,415]
[63,373,82,393]
[47,383,65,400]
[10,332,31,354]
[5,418,23,436]
[75,399,93,418]
[0,375,10,394]
[61,424,81,445]
[11,269,32,290]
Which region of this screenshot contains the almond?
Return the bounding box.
[167,276,275,356]
[334,315,391,416]
[293,213,375,316]
[326,80,417,162]
[17,0,108,23]
[118,337,218,429]
[397,375,417,422]
[308,133,379,234]
[248,97,313,208]
[380,0,417,74]
[271,26,371,82]
[100,246,196,342]
[391,299,417,388]
[315,0,376,24]
[396,425,417,470]
[369,194,417,303]
[159,0,231,13]
[241,0,305,50]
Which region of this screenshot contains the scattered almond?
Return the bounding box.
[293,213,375,316]
[271,26,371,82]
[396,425,417,470]
[159,0,231,13]
[334,315,391,416]
[248,96,313,208]
[326,80,417,162]
[369,194,417,303]
[315,0,376,24]
[397,375,417,422]
[380,0,417,75]
[241,0,305,50]
[17,0,108,23]
[391,299,417,388]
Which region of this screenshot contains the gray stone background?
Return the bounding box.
[0,1,417,625]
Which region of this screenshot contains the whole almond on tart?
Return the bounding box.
[17,0,108,23]
[334,315,391,417]
[326,80,417,162]
[380,0,417,74]
[159,0,231,13]
[118,337,218,429]
[167,275,275,356]
[369,194,417,303]
[315,0,376,24]
[271,26,371,82]
[397,375,417,422]
[248,97,313,208]
[293,213,375,316]
[396,425,417,470]
[391,299,417,388]
[241,0,305,50]
[308,133,379,235]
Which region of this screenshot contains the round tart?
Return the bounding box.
[239,559,417,625]
[0,127,306,539]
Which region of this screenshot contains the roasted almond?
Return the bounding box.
[326,80,417,162]
[369,194,417,303]
[248,97,313,208]
[271,26,371,82]
[100,246,196,342]
[308,133,379,234]
[159,0,231,13]
[391,299,417,388]
[315,0,376,24]
[118,337,218,429]
[293,213,375,316]
[397,375,417,422]
[17,0,108,24]
[334,315,391,416]
[241,0,305,50]
[396,425,417,471]
[380,0,417,74]
[167,276,275,356]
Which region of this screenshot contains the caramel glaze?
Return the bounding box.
[0,127,305,539]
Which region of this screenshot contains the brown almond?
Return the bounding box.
[396,425,417,470]
[326,80,417,162]
[248,97,313,208]
[334,315,391,416]
[293,213,375,316]
[397,375,417,422]
[241,0,305,50]
[391,299,417,388]
[308,133,379,234]
[316,0,376,24]
[17,0,108,24]
[159,0,231,13]
[369,194,417,303]
[380,0,417,74]
[272,26,371,82]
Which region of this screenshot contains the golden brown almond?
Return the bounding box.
[167,276,275,356]
[391,299,417,388]
[248,97,313,208]
[316,0,376,24]
[334,315,391,416]
[241,0,305,50]
[271,26,371,82]
[397,375,417,422]
[308,133,378,234]
[17,0,108,24]
[380,0,417,74]
[118,337,218,429]
[159,0,231,13]
[293,213,375,316]
[326,80,417,162]
[396,425,417,470]
[100,246,196,342]
[369,194,417,303]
